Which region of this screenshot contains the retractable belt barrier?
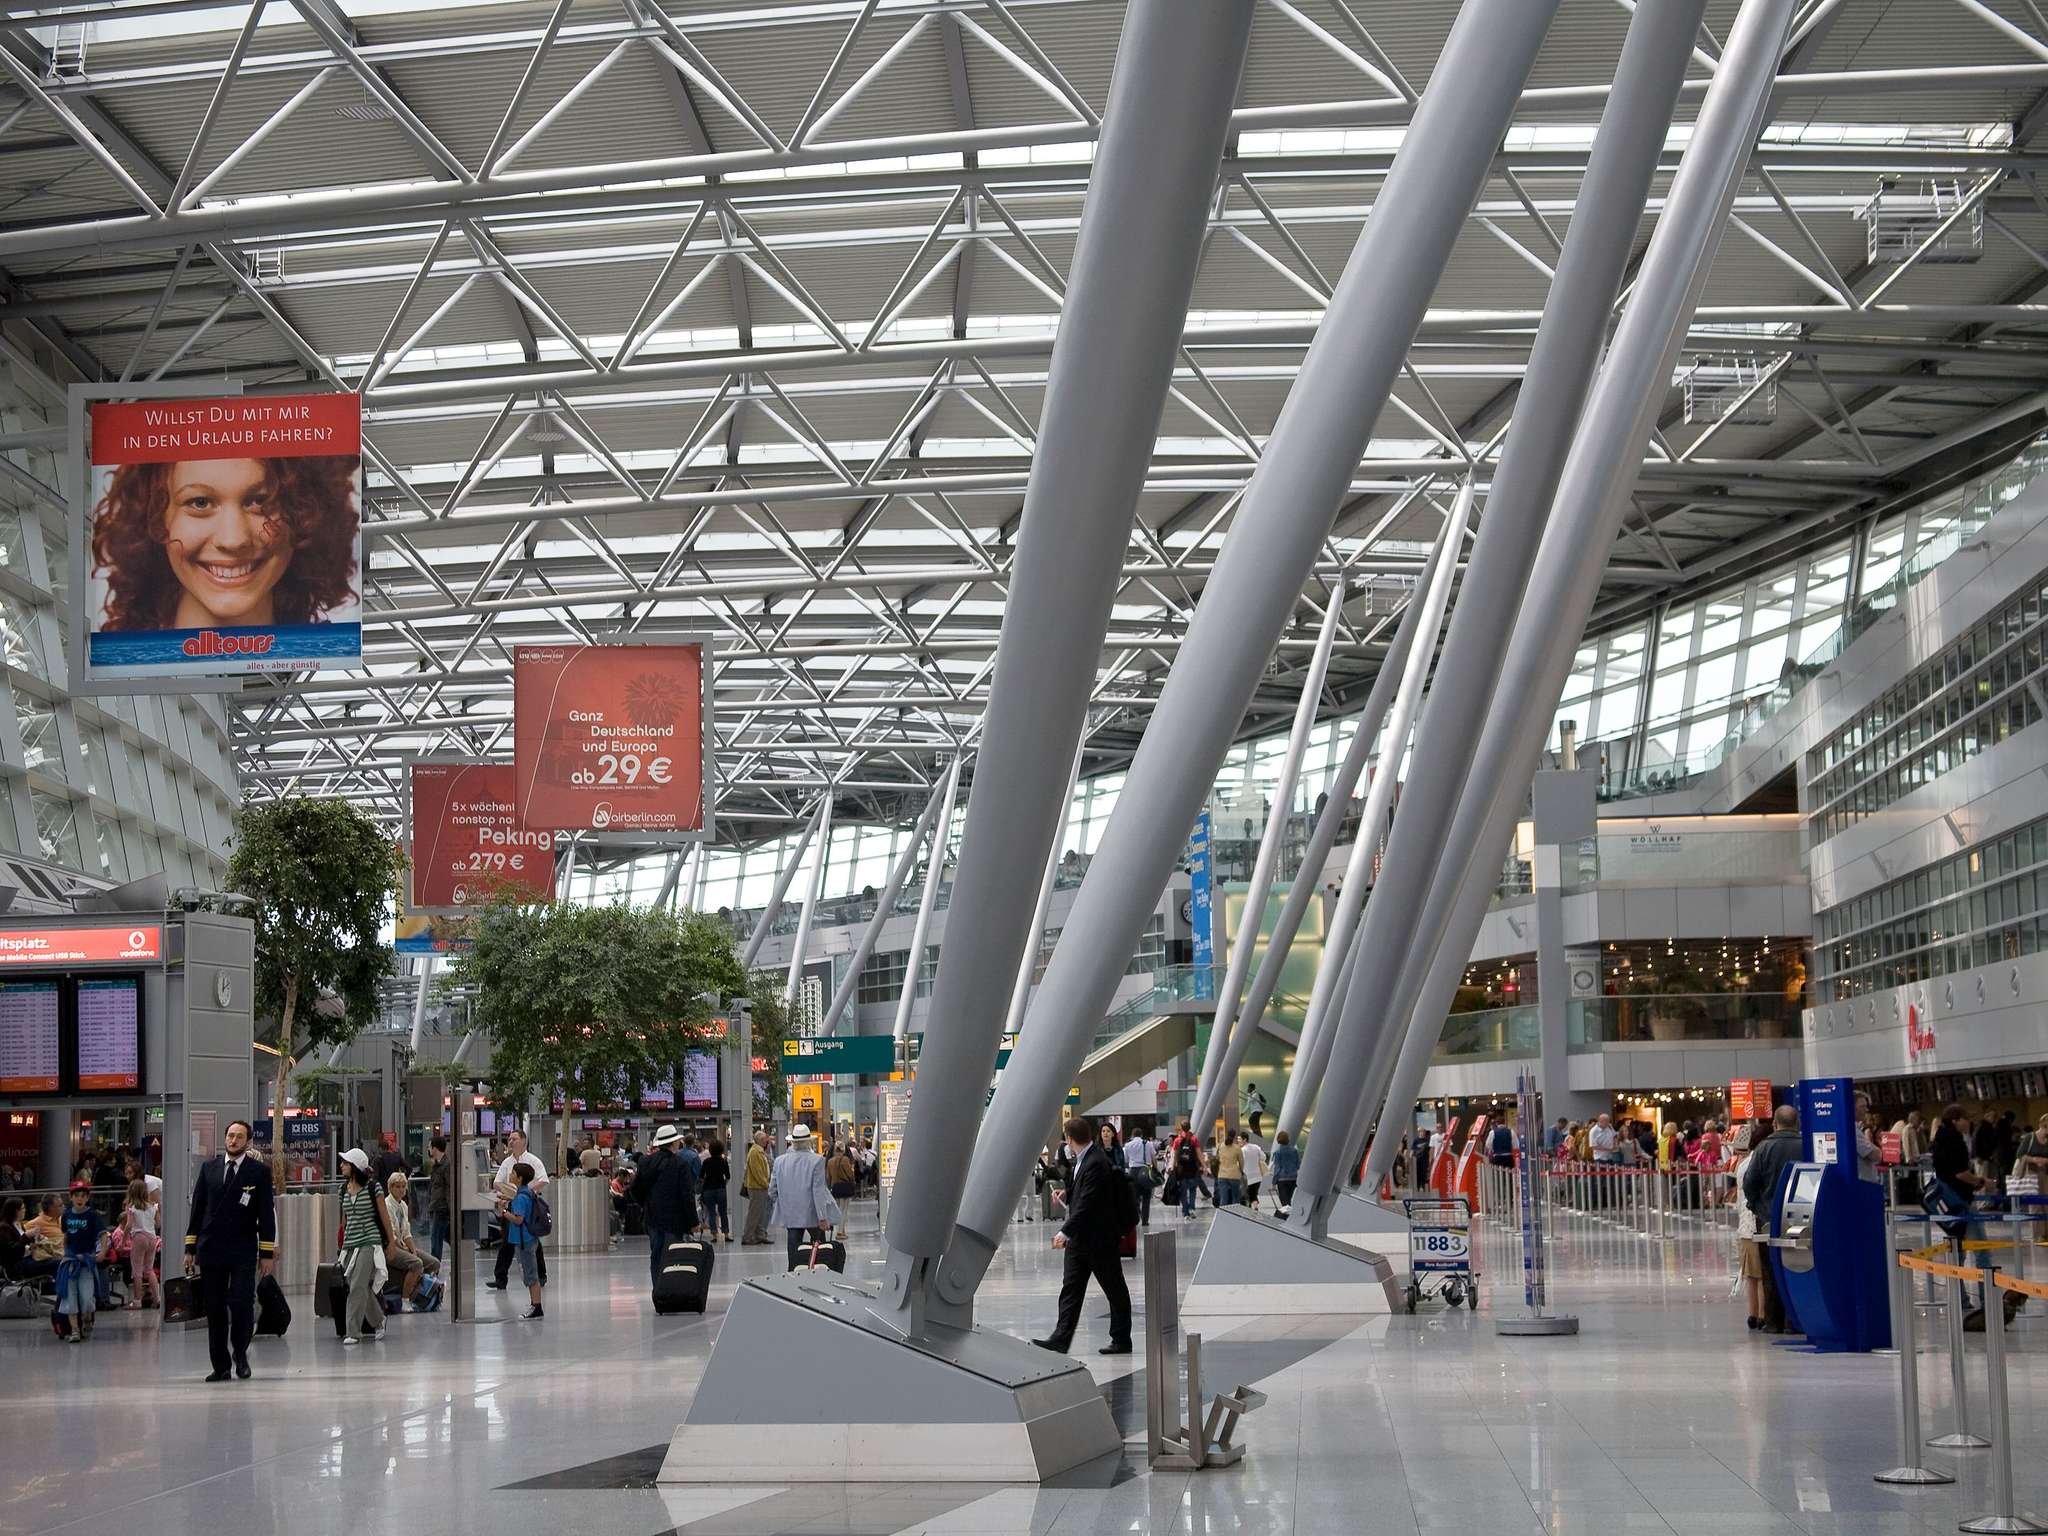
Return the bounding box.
[1879,1249,2048,1533]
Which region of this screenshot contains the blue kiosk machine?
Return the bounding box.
[1767,1076,1889,1351]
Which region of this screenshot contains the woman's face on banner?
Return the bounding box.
[160,458,288,627]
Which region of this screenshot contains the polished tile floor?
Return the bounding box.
[2,1201,2042,1535]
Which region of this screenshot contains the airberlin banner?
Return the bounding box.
[407,761,555,912]
[512,642,710,834]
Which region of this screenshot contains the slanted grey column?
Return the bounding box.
[1001,736,1086,1043]
[819,782,950,1036]
[740,798,824,969]
[893,756,962,1043]
[653,848,686,912]
[934,0,1561,1311]
[407,954,435,1054]
[1188,581,1344,1133]
[688,843,708,911]
[1273,481,1470,1143]
[1277,0,1710,1198]
[878,0,1256,1328]
[782,795,834,1014]
[1194,553,1443,1120]
[1311,0,1797,1223]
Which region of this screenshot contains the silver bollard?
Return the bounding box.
[1930,1252,1992,1451]
[1960,1274,2047,1534]
[1876,1253,1955,1485]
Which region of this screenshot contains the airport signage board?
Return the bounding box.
[407,760,555,912]
[0,926,160,966]
[783,1035,896,1076]
[511,640,713,835]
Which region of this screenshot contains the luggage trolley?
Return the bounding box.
[1402,1194,1477,1312]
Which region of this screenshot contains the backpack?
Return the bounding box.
[1175,1138,1199,1176]
[525,1189,553,1239]
[1490,1125,1512,1157]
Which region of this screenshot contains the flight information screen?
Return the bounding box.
[682,1050,719,1111]
[0,980,60,1094]
[76,977,141,1092]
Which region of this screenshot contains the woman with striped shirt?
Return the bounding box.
[337,1148,393,1346]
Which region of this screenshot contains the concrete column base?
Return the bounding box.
[1184,1206,1402,1315]
[661,1273,1123,1484]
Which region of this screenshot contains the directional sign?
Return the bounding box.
[782,1035,897,1076]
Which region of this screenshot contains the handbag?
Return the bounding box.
[162,1274,201,1326]
[1924,1176,1973,1239]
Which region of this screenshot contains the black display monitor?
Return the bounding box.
[0,979,61,1095]
[75,975,142,1093]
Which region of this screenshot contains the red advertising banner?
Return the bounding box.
[1729,1078,1772,1123]
[0,926,160,965]
[407,761,554,911]
[84,392,363,678]
[512,642,709,833]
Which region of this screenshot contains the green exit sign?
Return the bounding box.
[781,1035,898,1076]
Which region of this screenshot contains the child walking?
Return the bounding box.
[120,1179,160,1310]
[53,1182,104,1341]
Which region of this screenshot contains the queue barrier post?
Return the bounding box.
[1926,1242,1993,1451]
[1875,1249,1955,1486]
[1964,1271,2048,1535]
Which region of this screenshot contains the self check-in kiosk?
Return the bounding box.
[1767,1076,1889,1352]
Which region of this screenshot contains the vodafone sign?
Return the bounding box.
[0,926,160,965]
[512,642,710,834]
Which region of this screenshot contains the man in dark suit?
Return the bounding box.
[184,1119,276,1382]
[1033,1116,1133,1356]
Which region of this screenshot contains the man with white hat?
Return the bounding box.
[768,1125,841,1269]
[629,1124,700,1288]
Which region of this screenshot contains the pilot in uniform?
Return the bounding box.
[184,1121,277,1381]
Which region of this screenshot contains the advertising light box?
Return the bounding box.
[83,392,363,679]
[512,641,712,835]
[407,760,555,912]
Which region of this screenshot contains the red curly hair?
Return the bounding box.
[91,455,360,630]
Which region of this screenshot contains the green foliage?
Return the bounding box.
[226,797,399,1059]
[452,896,748,1109]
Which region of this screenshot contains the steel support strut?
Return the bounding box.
[818,779,951,1036]
[1190,553,1439,1128]
[1294,0,1712,1171]
[1272,0,1713,1192]
[1188,579,1346,1134]
[933,0,1563,1311]
[892,756,962,1043]
[1272,481,1470,1144]
[876,0,1257,1334]
[1320,0,1800,1219]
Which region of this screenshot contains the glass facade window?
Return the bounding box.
[1805,568,2048,843]
[1814,814,2048,1001]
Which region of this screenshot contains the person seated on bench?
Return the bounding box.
[383,1172,439,1302]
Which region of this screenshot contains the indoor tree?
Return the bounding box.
[226,797,401,1171]
[452,895,755,1151]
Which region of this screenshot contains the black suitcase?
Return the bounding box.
[255,1274,292,1337]
[652,1238,713,1314]
[790,1237,846,1274]
[316,1262,349,1337]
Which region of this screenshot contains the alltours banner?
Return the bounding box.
[406,761,555,912]
[85,392,362,676]
[512,642,709,834]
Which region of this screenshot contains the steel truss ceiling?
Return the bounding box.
[6,0,2048,843]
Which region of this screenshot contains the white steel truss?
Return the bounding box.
[3,0,2048,841]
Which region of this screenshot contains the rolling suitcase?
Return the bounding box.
[790,1237,846,1274]
[316,1262,350,1338]
[254,1274,292,1337]
[652,1238,713,1314]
